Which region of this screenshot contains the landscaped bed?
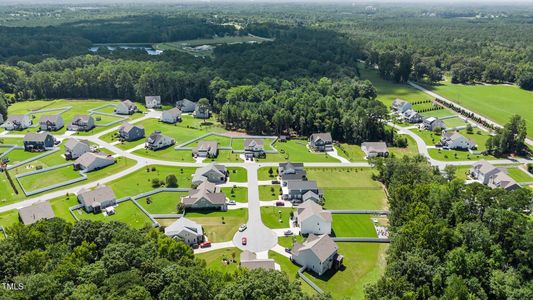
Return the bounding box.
[186,208,248,242]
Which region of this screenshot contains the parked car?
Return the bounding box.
[238,224,247,232]
[191,244,199,249]
[199,242,211,248]
[275,201,285,206]
[228,200,236,205]
[284,230,293,236]
[285,248,291,254]
[242,237,247,245]
[271,180,280,184]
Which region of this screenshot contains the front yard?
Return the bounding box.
[260,207,294,229]
[186,208,248,242]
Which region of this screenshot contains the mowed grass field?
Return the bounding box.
[138,191,188,214]
[196,248,242,274]
[75,200,153,229]
[256,140,339,163]
[423,80,533,137]
[186,208,248,242]
[17,165,83,192]
[260,207,294,228]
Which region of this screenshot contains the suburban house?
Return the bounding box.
[361,142,389,158]
[279,162,307,186]
[74,152,115,172]
[470,160,521,191]
[302,190,322,204]
[176,98,197,113]
[160,107,182,124]
[68,115,95,132]
[77,186,117,213]
[423,117,446,131]
[240,251,276,271]
[391,98,413,113]
[402,109,423,123]
[309,133,333,152]
[193,105,210,119]
[23,132,55,151]
[284,180,323,202]
[39,115,64,131]
[164,217,204,246]
[193,141,219,158]
[1,115,31,130]
[291,234,343,276]
[244,139,266,158]
[296,200,332,235]
[115,100,138,115]
[118,123,145,142]
[181,181,227,211]
[64,138,91,160]
[18,201,55,225]
[145,96,161,109]
[192,163,228,187]
[439,132,476,150]
[145,131,175,150]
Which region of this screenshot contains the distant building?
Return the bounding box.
[23,132,55,151]
[240,250,276,271]
[291,234,342,276]
[160,107,182,124]
[18,201,55,225]
[193,105,210,119]
[118,123,145,142]
[145,131,175,150]
[182,181,227,211]
[39,115,64,131]
[176,99,197,113]
[439,132,476,150]
[164,217,204,245]
[296,200,332,235]
[391,99,412,113]
[193,141,218,158]
[74,152,115,172]
[361,142,389,158]
[244,139,265,159]
[470,160,521,191]
[284,180,322,202]
[68,115,95,132]
[423,117,446,131]
[1,115,32,131]
[77,186,116,213]
[115,100,138,115]
[145,96,161,109]
[64,138,91,160]
[192,163,228,187]
[309,133,333,152]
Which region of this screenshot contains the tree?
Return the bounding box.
[466,123,473,134]
[268,167,273,177]
[165,174,178,188]
[486,115,527,156]
[443,165,457,181]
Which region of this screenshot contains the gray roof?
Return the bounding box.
[6,115,27,123]
[64,138,90,151]
[182,189,226,206]
[147,131,170,144]
[287,180,318,191]
[39,114,63,124]
[362,142,388,153]
[75,152,115,168]
[164,107,182,118]
[310,133,332,143]
[121,100,136,108]
[165,217,203,237]
[195,163,227,178]
[194,141,218,155]
[240,251,276,270]
[18,201,55,225]
[72,114,93,124]
[281,171,307,181]
[492,172,519,190]
[279,162,304,173]
[24,132,53,143]
[119,123,144,134]
[245,139,264,148]
[78,186,116,206]
[293,234,338,263]
[145,96,161,103]
[297,200,331,223]
[472,160,498,174]
[442,131,465,141]
[392,98,409,108]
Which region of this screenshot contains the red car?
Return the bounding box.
[241,237,247,245]
[199,241,211,248]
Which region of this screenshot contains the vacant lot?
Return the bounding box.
[226,167,247,182]
[138,191,188,214]
[259,184,281,201]
[256,140,339,163]
[221,187,247,203]
[187,208,247,242]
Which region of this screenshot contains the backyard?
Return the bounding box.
[138,191,188,214]
[75,200,153,229]
[186,208,248,242]
[331,214,378,237]
[256,140,339,163]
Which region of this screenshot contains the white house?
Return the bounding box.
[193,105,210,119]
[1,115,31,131]
[160,107,182,124]
[439,132,476,150]
[68,115,95,132]
[193,141,218,158]
[176,99,196,113]
[115,100,138,115]
[361,142,389,158]
[74,152,115,172]
[296,200,332,235]
[39,115,64,131]
[424,117,446,131]
[402,109,422,123]
[391,99,412,113]
[191,163,228,186]
[309,133,333,152]
[291,234,342,276]
[145,96,161,109]
[164,217,204,245]
[64,138,91,160]
[145,131,175,150]
[77,186,116,213]
[470,160,521,191]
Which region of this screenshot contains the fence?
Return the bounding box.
[6,147,60,170]
[14,162,88,196]
[297,266,324,294]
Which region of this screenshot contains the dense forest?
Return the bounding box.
[366,156,533,299]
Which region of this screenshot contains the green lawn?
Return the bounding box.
[322,189,387,210]
[221,187,248,203]
[196,248,242,274]
[138,192,188,214]
[306,167,380,188]
[75,200,153,229]
[506,168,533,183]
[428,148,493,161]
[277,235,305,249]
[335,144,366,162]
[256,140,339,163]
[422,80,533,137]
[17,165,83,192]
[442,116,469,128]
[226,167,247,182]
[211,150,243,163]
[0,209,19,229]
[260,207,294,229]
[133,148,195,163]
[49,195,79,223]
[258,166,278,181]
[154,35,273,57]
[186,208,247,242]
[9,151,66,175]
[331,214,377,238]
[259,184,281,201]
[269,251,317,296]
[420,109,458,119]
[4,149,43,166]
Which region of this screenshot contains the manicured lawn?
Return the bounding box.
[269,251,317,296]
[388,135,420,157]
[221,187,248,203]
[306,167,380,189]
[420,108,457,119]
[231,138,276,151]
[0,209,19,229]
[443,116,469,128]
[259,184,281,201]
[0,172,25,204]
[211,150,243,163]
[428,148,493,161]
[0,138,24,146]
[4,149,43,166]
[186,208,247,242]
[186,135,233,148]
[258,166,278,181]
[260,207,294,229]
[133,148,195,163]
[331,214,377,237]
[322,189,387,210]
[506,168,533,183]
[277,235,304,249]
[414,128,492,151]
[17,165,83,192]
[453,166,472,181]
[9,151,67,175]
[256,140,339,163]
[49,195,79,223]
[138,191,188,214]
[107,165,197,198]
[75,200,153,229]
[422,80,533,137]
[226,167,247,182]
[335,144,366,162]
[196,248,242,274]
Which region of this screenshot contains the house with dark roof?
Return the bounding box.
[470,160,521,191]
[77,186,116,213]
[181,181,227,211]
[361,142,389,158]
[240,251,276,271]
[74,152,115,172]
[160,107,182,124]
[309,133,333,152]
[244,139,266,158]
[23,132,55,151]
[145,131,175,150]
[164,217,204,246]
[1,115,32,131]
[118,123,145,142]
[176,99,196,113]
[391,99,412,113]
[145,96,161,109]
[439,132,476,150]
[423,117,446,131]
[64,138,91,160]
[115,100,138,115]
[68,115,95,132]
[296,200,332,235]
[193,141,218,158]
[284,180,322,202]
[291,234,343,276]
[39,115,64,131]
[192,163,228,187]
[402,109,423,123]
[18,201,55,225]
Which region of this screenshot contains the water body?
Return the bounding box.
[89,45,163,55]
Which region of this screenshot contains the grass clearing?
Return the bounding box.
[226,167,247,182]
[260,207,294,229]
[331,214,377,237]
[155,35,273,57]
[323,189,387,210]
[258,166,278,181]
[186,208,247,242]
[221,187,248,203]
[256,140,339,163]
[196,248,242,274]
[75,200,153,229]
[17,165,83,192]
[506,168,533,183]
[138,192,187,214]
[259,184,281,201]
[0,209,19,229]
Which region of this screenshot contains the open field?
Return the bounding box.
[331,214,377,237]
[226,167,247,182]
[506,168,533,183]
[260,207,294,229]
[259,184,281,201]
[422,80,533,137]
[138,192,187,214]
[258,166,278,181]
[0,209,19,229]
[187,208,247,242]
[196,248,242,274]
[75,200,153,229]
[256,140,339,163]
[17,165,83,192]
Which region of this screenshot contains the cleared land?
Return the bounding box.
[186,208,248,242]
[75,200,153,229]
[196,248,242,274]
[154,35,273,57]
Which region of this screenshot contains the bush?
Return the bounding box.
[165,174,178,187]
[528,164,533,174]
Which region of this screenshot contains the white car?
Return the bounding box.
[238,224,247,232]
[228,200,236,205]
